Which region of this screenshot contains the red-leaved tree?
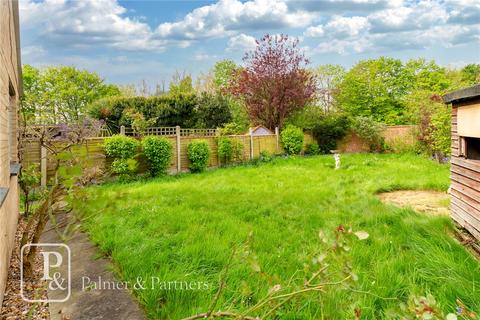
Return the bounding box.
[230,34,316,130]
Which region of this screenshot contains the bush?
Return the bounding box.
[217,137,244,165]
[312,113,351,154]
[142,136,173,176]
[281,125,304,155]
[410,91,451,161]
[305,143,320,155]
[259,151,273,162]
[104,135,138,159]
[350,117,385,152]
[218,137,233,165]
[111,158,138,175]
[196,93,233,128]
[218,122,247,135]
[187,140,210,172]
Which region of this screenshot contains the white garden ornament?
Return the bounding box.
[331,150,341,169]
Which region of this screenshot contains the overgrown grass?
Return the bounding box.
[75,154,480,319]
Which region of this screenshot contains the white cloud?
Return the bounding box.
[369,1,449,33]
[304,0,479,55]
[325,16,370,37]
[18,0,480,58]
[304,25,324,37]
[226,34,257,52]
[154,0,315,41]
[19,0,163,50]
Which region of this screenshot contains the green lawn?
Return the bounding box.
[75,154,480,319]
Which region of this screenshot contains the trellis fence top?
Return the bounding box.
[121,126,218,137]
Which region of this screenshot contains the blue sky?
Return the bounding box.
[19,0,480,87]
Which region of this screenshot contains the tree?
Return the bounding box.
[169,71,195,96]
[230,34,316,130]
[22,65,120,124]
[404,58,451,93]
[313,64,345,112]
[213,59,239,92]
[461,64,480,85]
[336,57,411,125]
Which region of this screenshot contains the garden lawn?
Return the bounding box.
[75,154,480,319]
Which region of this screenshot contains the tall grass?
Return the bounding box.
[75,154,480,319]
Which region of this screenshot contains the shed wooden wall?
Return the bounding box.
[450,100,480,240]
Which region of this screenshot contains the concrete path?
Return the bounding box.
[40,214,145,320]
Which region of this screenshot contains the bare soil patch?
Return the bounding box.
[377,190,450,215]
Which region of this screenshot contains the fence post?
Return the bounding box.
[275,127,279,153]
[120,125,125,135]
[40,145,47,187]
[249,128,254,159]
[176,126,181,173]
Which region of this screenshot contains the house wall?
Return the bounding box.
[450,100,480,241]
[0,0,21,307]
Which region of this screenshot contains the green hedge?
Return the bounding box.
[89,93,232,132]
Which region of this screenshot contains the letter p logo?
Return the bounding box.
[21,243,71,303]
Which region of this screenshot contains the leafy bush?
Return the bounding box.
[104,135,138,159]
[218,137,233,165]
[217,137,244,165]
[187,140,210,172]
[305,143,320,155]
[312,113,351,154]
[410,91,451,161]
[218,122,247,135]
[111,158,138,175]
[125,109,157,136]
[281,125,304,155]
[350,117,385,152]
[259,151,273,162]
[142,136,173,176]
[196,93,233,128]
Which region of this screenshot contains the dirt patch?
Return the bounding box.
[377,190,450,215]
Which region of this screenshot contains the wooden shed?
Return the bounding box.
[248,125,274,136]
[443,84,480,240]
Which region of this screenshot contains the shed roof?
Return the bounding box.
[443,84,480,104]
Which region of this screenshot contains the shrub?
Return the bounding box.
[350,117,385,152]
[259,151,273,162]
[142,136,173,176]
[305,143,320,155]
[218,137,234,165]
[411,91,451,161]
[281,125,304,155]
[218,122,247,135]
[111,158,138,175]
[217,137,244,165]
[187,140,210,172]
[312,113,351,154]
[104,135,138,159]
[196,93,233,128]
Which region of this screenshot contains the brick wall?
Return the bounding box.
[0,0,21,307]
